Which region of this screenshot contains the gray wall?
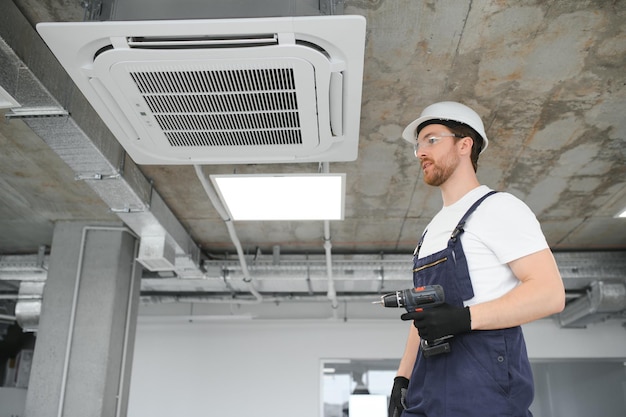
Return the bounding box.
[531,361,626,417]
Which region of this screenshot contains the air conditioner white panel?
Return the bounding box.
[36,16,366,165]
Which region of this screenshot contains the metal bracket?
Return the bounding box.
[5,107,69,119]
[319,0,344,15]
[82,0,104,20]
[75,173,121,181]
[110,207,145,213]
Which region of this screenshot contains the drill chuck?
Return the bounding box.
[375,285,445,311]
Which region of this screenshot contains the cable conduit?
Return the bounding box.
[193,165,262,303]
[322,162,339,318]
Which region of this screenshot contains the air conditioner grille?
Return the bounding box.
[130,67,303,148]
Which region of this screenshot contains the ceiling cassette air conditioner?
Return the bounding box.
[36,16,366,164]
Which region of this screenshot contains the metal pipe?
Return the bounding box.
[193,165,262,303]
[140,293,382,305]
[0,294,41,300]
[324,221,339,317]
[0,294,18,300]
[322,162,339,318]
[203,258,409,272]
[0,272,47,281]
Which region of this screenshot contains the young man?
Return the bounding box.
[388,102,565,417]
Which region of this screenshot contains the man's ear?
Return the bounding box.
[459,136,474,155]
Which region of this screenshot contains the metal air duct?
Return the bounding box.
[558,281,626,328]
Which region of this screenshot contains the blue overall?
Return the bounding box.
[404,191,534,417]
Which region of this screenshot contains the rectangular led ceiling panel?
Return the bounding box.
[211,174,345,220]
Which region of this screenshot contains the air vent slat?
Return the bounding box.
[230,70,242,93]
[164,129,302,147]
[145,93,299,113]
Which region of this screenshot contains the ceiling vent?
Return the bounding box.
[36,16,366,164]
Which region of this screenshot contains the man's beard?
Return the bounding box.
[422,152,459,187]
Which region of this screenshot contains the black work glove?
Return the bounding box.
[388,376,409,417]
[401,303,471,342]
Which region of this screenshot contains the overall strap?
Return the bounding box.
[414,231,427,256]
[414,190,498,256]
[449,190,498,243]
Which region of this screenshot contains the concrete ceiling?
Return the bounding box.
[0,0,625,323]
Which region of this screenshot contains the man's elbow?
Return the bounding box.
[550,294,566,315]
[547,281,566,315]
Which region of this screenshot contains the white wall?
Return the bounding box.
[127,318,626,417]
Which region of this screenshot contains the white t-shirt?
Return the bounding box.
[417,185,548,306]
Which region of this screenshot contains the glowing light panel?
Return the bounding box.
[211,174,345,221]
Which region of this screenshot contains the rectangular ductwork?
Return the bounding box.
[559,281,626,328]
[137,235,176,272]
[37,15,366,164]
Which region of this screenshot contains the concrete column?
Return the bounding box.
[25,222,141,417]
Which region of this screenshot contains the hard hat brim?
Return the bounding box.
[401,115,489,152]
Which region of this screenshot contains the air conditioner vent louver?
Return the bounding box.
[127,34,279,49]
[131,67,302,148]
[37,16,366,164]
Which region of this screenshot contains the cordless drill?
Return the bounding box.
[373,285,452,357]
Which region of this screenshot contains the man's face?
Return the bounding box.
[415,124,460,187]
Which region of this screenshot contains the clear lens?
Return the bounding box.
[413,133,461,157]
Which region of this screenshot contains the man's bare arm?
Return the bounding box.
[469,248,565,330]
[396,325,420,377]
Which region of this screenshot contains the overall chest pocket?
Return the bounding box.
[413,257,448,273]
[412,256,449,287]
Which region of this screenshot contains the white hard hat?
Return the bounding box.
[402,101,489,152]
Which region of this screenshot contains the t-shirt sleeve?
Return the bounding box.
[472,192,549,264]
